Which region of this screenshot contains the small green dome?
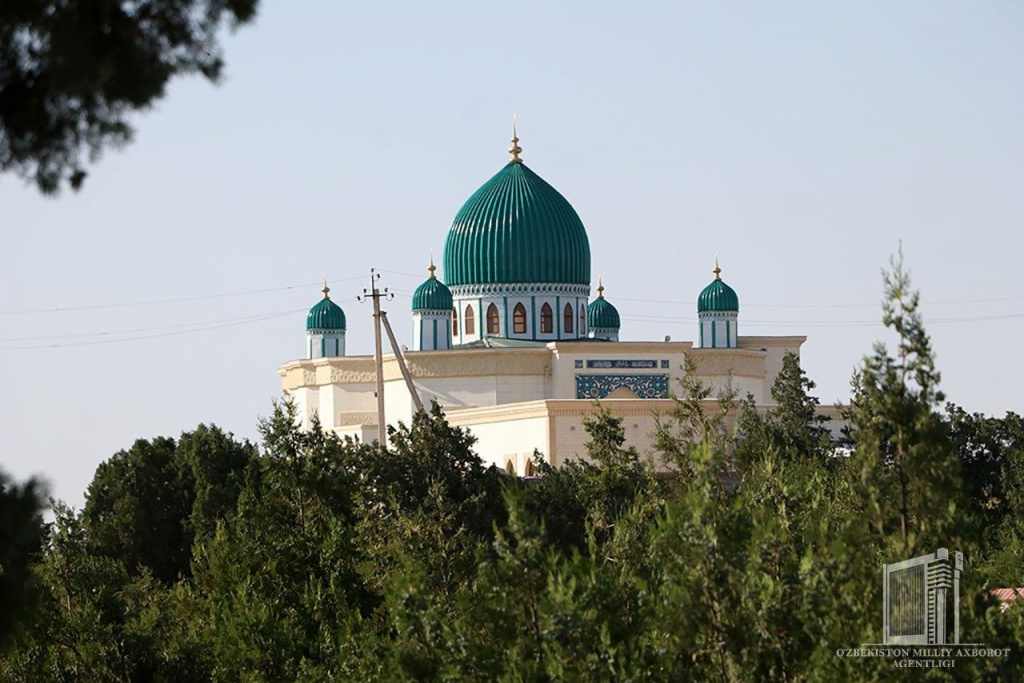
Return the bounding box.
[443,155,590,287]
[587,282,620,329]
[697,264,739,312]
[412,263,453,311]
[307,284,346,330]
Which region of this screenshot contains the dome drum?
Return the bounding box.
[449,282,590,298]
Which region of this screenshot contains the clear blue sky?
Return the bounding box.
[2,0,1022,507]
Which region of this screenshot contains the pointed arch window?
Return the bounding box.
[505,459,516,475]
[452,307,459,336]
[486,303,500,335]
[579,303,586,334]
[563,303,574,334]
[464,304,475,335]
[540,303,553,334]
[513,303,527,334]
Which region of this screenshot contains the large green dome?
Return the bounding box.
[443,161,591,287]
[697,266,739,312]
[412,263,453,311]
[307,286,346,330]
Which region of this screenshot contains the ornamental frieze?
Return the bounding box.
[450,282,590,298]
[575,373,671,400]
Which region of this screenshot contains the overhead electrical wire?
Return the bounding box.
[614,294,1024,309]
[0,309,307,351]
[623,311,1024,326]
[2,268,1021,352]
[0,308,319,343]
[0,275,369,316]
[2,269,1020,317]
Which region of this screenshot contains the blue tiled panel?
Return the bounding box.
[575,374,670,399]
[586,359,657,369]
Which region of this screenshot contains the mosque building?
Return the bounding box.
[278,132,809,473]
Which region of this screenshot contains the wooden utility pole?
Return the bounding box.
[380,311,424,412]
[359,269,390,445]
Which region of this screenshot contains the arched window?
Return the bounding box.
[486,303,500,335]
[505,459,516,475]
[540,303,553,334]
[579,303,586,334]
[524,460,535,477]
[513,303,527,334]
[563,303,574,334]
[464,305,475,335]
[452,307,458,336]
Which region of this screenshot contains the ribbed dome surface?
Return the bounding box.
[587,297,621,330]
[307,298,346,330]
[697,279,739,312]
[443,162,591,286]
[412,275,453,311]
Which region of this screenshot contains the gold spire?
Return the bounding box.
[508,115,522,163]
[321,275,331,299]
[713,255,721,281]
[597,274,605,299]
[427,251,437,279]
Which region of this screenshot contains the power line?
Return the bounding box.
[4,270,1022,317]
[0,309,304,351]
[0,275,367,316]
[0,309,314,342]
[615,294,1024,309]
[622,311,1024,327]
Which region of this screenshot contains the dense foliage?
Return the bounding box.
[2,257,1022,680]
[0,1,259,193]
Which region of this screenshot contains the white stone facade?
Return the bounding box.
[280,336,818,470]
[412,310,453,351]
[306,330,345,359]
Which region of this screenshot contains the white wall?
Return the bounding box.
[413,375,547,410]
[462,416,549,472]
[552,412,663,466]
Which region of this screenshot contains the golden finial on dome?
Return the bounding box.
[321,275,331,299]
[428,251,437,279]
[713,255,722,281]
[597,273,605,299]
[509,114,523,163]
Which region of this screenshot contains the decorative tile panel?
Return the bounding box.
[660,359,671,368]
[576,373,670,399]
[585,359,657,369]
[575,359,584,368]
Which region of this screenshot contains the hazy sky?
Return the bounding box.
[2,0,1022,507]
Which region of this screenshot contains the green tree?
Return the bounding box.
[82,424,255,583]
[847,248,964,554]
[1,503,174,681]
[0,470,47,649]
[946,406,1024,536]
[734,352,833,473]
[767,352,831,459]
[528,408,660,553]
[0,0,259,193]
